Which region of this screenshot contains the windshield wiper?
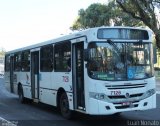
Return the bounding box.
[107,39,120,52]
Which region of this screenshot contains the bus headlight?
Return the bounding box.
[146,89,156,97]
[89,92,107,100]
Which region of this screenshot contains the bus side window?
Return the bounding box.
[14,52,22,71]
[40,44,53,72]
[54,41,71,72]
[5,55,10,72]
[67,58,71,71]
[21,50,30,72]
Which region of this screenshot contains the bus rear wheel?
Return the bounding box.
[59,92,72,119]
[18,86,25,103]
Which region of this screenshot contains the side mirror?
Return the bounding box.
[84,49,90,61]
[153,47,157,64]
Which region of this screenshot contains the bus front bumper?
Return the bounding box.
[87,93,156,115]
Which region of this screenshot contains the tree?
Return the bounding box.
[0,47,5,57]
[71,3,111,30]
[70,2,143,30]
[116,0,160,48]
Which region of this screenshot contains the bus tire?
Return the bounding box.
[59,92,72,119]
[113,112,121,117]
[18,85,25,103]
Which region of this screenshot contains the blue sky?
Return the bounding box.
[0,0,107,51]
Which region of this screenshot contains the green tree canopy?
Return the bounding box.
[116,0,160,48]
[71,1,143,30]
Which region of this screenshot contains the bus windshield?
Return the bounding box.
[88,42,153,81]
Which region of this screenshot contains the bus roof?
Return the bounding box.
[6,26,152,54]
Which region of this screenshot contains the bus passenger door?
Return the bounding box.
[31,51,39,100]
[10,56,14,93]
[72,41,85,110]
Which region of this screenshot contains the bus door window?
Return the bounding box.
[31,51,39,99]
[74,42,85,109]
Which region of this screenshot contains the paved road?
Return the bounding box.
[0,78,160,126]
[156,78,160,92]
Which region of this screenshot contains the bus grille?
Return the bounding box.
[105,83,147,106]
[108,93,143,99]
[105,83,146,90]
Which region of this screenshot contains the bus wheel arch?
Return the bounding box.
[57,88,72,119]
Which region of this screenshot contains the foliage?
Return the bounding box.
[116,0,160,48]
[70,2,143,30]
[0,48,6,57]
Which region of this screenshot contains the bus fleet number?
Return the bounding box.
[111,91,121,96]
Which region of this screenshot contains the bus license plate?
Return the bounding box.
[122,102,133,106]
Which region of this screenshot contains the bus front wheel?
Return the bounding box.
[59,92,72,119]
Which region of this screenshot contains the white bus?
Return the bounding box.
[5,26,156,119]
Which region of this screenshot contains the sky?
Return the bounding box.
[0,0,107,51]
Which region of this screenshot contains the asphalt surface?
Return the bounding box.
[156,78,160,91]
[0,78,160,126]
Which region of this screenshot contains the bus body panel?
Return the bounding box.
[23,85,32,99]
[4,72,10,92]
[39,72,54,105]
[39,88,56,106]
